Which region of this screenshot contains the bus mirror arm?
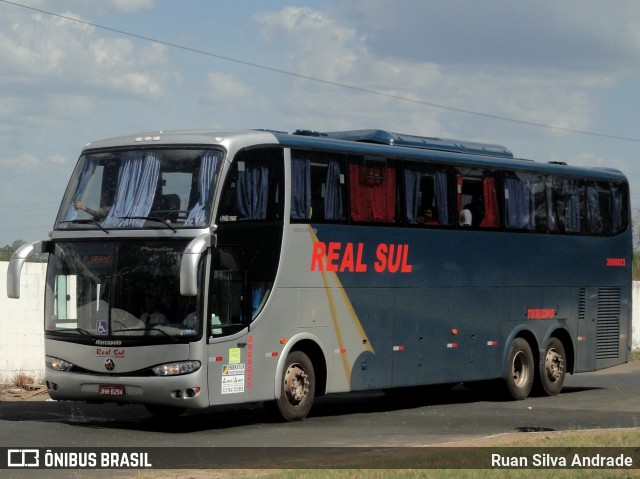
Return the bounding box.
[7,240,51,299]
[180,232,216,296]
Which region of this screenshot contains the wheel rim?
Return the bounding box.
[544,348,565,383]
[512,350,530,387]
[284,362,309,406]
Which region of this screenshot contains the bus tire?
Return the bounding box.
[504,338,534,400]
[276,351,315,421]
[538,337,566,396]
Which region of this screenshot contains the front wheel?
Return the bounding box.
[504,338,534,400]
[276,351,315,421]
[537,337,566,396]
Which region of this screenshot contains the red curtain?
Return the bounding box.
[349,164,396,222]
[479,176,500,227]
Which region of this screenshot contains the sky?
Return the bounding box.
[1,0,640,247]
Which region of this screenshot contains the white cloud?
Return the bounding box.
[0,8,170,100]
[337,0,640,74]
[206,72,252,102]
[252,5,618,140]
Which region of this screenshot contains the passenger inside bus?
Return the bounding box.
[459,205,472,227]
[416,207,440,225]
[73,190,113,221]
[139,293,168,326]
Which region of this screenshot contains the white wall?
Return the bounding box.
[0,261,639,384]
[0,261,47,383]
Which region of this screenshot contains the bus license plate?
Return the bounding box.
[98,385,125,397]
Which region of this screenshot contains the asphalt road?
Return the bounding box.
[1,361,639,450]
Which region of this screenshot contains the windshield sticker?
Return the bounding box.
[96,320,108,336]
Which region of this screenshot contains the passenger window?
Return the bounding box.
[456,168,501,228]
[549,176,586,234]
[404,163,451,226]
[217,148,284,223]
[504,172,547,232]
[290,150,346,222]
[586,181,628,235]
[349,157,398,223]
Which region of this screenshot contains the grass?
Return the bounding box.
[9,371,38,389]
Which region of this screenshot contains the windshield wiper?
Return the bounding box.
[59,219,109,234]
[114,326,177,341]
[120,216,177,233]
[55,327,94,337]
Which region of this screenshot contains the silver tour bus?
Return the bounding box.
[7,129,632,420]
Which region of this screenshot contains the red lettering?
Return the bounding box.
[326,242,341,272]
[374,244,412,273]
[401,245,411,272]
[527,308,555,320]
[310,242,326,271]
[388,244,401,273]
[310,242,411,274]
[606,258,626,267]
[355,243,367,272]
[340,243,355,272]
[374,244,388,273]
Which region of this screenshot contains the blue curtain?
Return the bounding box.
[404,169,421,224]
[434,171,449,225]
[185,151,222,226]
[505,177,533,229]
[102,152,161,228]
[324,161,344,221]
[586,183,603,234]
[236,162,269,220]
[62,157,97,226]
[291,156,311,220]
[563,179,581,233]
[611,183,623,233]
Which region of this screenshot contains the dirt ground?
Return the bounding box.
[0,383,50,401]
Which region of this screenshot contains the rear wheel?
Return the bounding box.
[504,338,534,400]
[276,351,315,421]
[537,337,566,396]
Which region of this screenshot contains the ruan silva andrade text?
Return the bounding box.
[310,242,413,273]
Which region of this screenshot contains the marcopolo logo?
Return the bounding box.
[8,449,40,468]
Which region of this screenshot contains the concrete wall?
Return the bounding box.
[1,261,639,383]
[0,261,47,383]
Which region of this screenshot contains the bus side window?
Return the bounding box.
[550,176,585,234]
[456,168,501,229]
[504,172,547,232]
[585,180,629,235]
[218,148,284,223]
[404,163,451,226]
[290,150,346,222]
[349,157,398,223]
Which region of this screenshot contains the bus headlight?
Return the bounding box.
[152,361,201,376]
[46,355,74,371]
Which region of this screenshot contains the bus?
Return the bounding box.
[7,128,632,421]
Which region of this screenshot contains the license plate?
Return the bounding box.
[98,385,126,397]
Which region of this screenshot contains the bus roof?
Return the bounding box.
[292,129,514,159]
[81,128,627,182]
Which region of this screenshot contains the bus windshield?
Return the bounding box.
[45,241,201,341]
[55,148,223,230]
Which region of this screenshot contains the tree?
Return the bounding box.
[0,240,26,261]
